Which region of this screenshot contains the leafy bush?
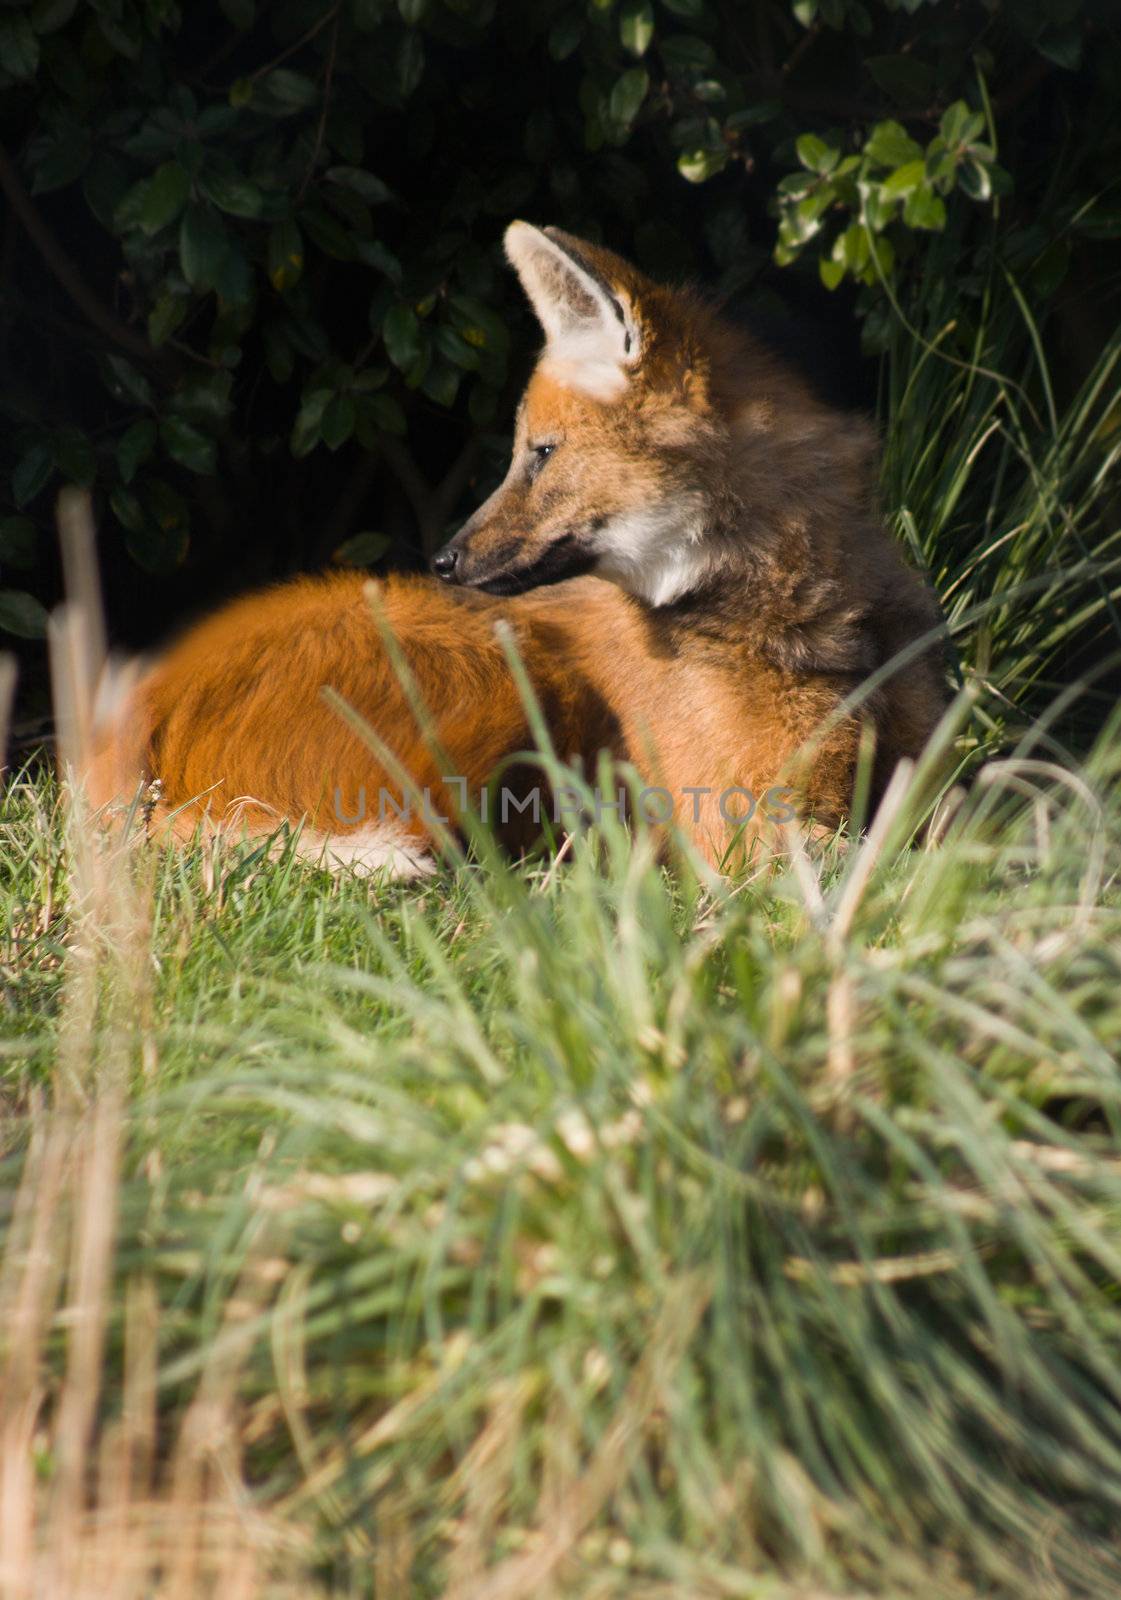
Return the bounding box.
[1,0,1118,656]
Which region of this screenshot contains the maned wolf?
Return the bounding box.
[84,222,948,876]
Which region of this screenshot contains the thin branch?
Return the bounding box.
[376,432,484,557]
[430,435,482,538]
[192,0,275,81]
[782,19,821,77]
[376,436,431,533]
[317,452,381,564]
[246,1,341,84]
[297,14,340,204]
[0,145,156,366]
[782,87,940,124]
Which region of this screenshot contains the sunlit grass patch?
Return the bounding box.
[2,281,1121,1595]
[3,701,1121,1595]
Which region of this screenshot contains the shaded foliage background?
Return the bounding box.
[0,0,1119,699]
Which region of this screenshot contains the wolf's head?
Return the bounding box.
[432,222,737,607]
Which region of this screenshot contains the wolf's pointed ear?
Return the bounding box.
[504,221,641,398]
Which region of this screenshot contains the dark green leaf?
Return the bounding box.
[176,139,204,181]
[170,374,234,428]
[283,310,330,363]
[325,167,393,204]
[268,219,304,292]
[180,204,228,291]
[160,418,217,475]
[482,167,536,216]
[863,120,923,168]
[140,161,191,236]
[819,257,846,290]
[865,53,936,105]
[31,0,80,33]
[1037,25,1081,70]
[12,443,55,509]
[677,146,726,183]
[355,393,405,443]
[321,394,356,450]
[620,0,654,56]
[137,479,190,574]
[53,429,96,487]
[447,294,510,357]
[98,11,141,58]
[114,178,154,232]
[262,322,294,383]
[468,383,497,427]
[882,159,925,198]
[796,134,838,175]
[434,325,480,371]
[1030,239,1071,298]
[939,101,984,147]
[0,517,38,570]
[259,69,319,113]
[958,160,992,202]
[299,205,357,260]
[988,163,1013,199]
[0,590,48,640]
[30,127,91,194]
[148,291,190,347]
[103,354,155,409]
[382,304,421,371]
[199,169,265,218]
[42,34,85,97]
[660,34,715,73]
[420,360,459,408]
[117,420,157,484]
[609,68,649,128]
[211,239,253,304]
[548,11,582,60]
[218,0,255,26]
[397,31,425,97]
[322,184,374,237]
[724,102,781,131]
[121,119,177,164]
[332,531,390,566]
[0,18,39,80]
[109,487,147,535]
[836,222,869,271]
[83,154,130,229]
[197,106,240,139]
[354,237,403,284]
[291,388,331,458]
[903,186,946,229]
[129,520,189,574]
[1074,206,1121,241]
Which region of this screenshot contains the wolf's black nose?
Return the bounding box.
[432,547,459,580]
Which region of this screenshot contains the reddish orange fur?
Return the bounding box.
[84,224,948,871]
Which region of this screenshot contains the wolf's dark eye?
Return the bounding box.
[527,441,556,481]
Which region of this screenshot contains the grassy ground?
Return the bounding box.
[2,302,1121,1597]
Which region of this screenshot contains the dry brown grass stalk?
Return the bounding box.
[0,490,319,1600]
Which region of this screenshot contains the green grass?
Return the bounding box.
[4,720,1121,1596]
[3,281,1121,1596]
